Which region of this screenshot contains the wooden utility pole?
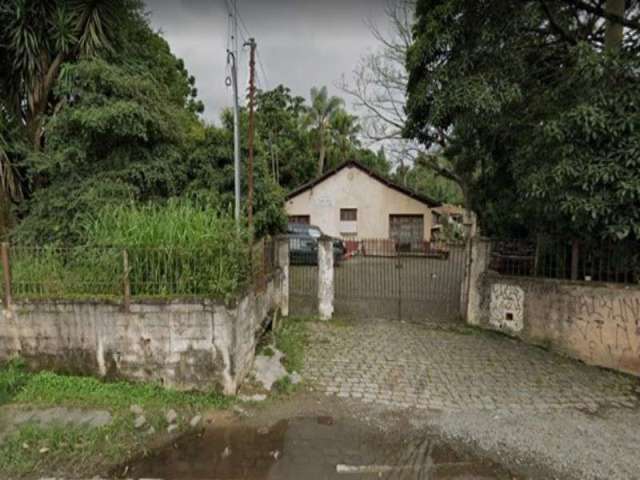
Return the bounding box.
[245,38,257,237]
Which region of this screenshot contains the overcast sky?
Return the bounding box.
[145,0,391,123]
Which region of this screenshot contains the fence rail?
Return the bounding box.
[0,238,277,304]
[489,237,640,284]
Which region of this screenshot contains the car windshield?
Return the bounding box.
[308,227,322,238]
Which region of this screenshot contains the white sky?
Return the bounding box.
[145,0,391,123]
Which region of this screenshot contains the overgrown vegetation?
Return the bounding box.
[405,0,640,240]
[0,359,230,477]
[5,201,250,300]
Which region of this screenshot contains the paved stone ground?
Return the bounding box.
[303,318,639,412]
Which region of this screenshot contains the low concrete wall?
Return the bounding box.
[0,270,285,395]
[468,239,640,376]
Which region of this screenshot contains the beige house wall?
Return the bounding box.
[285,166,433,240]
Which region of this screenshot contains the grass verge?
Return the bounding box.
[0,360,231,478]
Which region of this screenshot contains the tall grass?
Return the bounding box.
[6,201,250,299]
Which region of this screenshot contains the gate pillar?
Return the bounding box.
[318,237,334,320]
[276,235,290,317]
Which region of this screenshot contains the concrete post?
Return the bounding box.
[317,237,334,320]
[276,236,290,317]
[464,236,491,326]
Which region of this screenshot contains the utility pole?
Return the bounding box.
[245,38,257,238]
[226,0,241,227]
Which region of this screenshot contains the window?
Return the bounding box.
[288,215,310,225]
[340,209,357,221]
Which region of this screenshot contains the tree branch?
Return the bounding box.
[539,1,578,44]
[563,0,640,30]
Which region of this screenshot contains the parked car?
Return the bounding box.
[287,223,345,265]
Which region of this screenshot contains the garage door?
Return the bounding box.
[389,215,423,252]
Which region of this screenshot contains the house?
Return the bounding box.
[285,160,440,251]
[432,203,478,240]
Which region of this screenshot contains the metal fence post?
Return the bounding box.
[1,242,11,309]
[123,249,131,312]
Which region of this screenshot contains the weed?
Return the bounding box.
[272,375,295,395]
[273,317,309,374]
[0,359,29,406]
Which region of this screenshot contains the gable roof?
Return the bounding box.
[285,160,441,208]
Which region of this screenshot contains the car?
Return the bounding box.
[287,223,345,265]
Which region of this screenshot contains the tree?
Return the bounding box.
[0,0,137,150]
[405,0,640,239]
[328,110,361,165]
[305,86,344,176]
[340,0,466,203]
[12,6,205,244]
[254,85,315,189]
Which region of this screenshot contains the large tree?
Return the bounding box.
[305,86,345,176]
[10,4,204,243]
[0,0,138,150]
[405,0,640,239]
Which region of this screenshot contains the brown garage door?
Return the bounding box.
[389,215,424,252]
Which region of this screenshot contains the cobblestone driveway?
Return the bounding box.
[303,319,639,411]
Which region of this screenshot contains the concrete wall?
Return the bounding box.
[467,239,640,376]
[0,270,285,395]
[285,165,433,240]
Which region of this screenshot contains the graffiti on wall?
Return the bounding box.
[562,291,640,370]
[489,283,524,333]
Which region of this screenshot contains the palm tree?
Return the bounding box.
[305,86,344,176]
[0,131,22,238]
[330,110,361,164]
[0,0,127,150]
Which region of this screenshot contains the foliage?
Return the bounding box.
[13,51,200,244]
[9,201,250,299]
[395,161,463,205]
[405,0,640,239]
[254,85,315,188]
[0,359,28,405]
[305,86,345,176]
[0,360,230,477]
[273,317,309,374]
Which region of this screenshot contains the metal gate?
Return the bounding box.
[334,238,467,323]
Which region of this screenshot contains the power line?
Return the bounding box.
[227,0,270,91]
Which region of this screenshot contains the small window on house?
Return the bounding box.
[340,209,357,221]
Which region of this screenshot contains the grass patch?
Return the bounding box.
[10,370,230,411]
[273,317,309,374]
[0,360,29,406]
[0,361,232,478]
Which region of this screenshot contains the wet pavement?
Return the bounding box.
[120,415,517,480]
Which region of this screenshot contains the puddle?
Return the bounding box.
[119,416,516,479]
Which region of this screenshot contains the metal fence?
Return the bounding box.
[334,238,467,322]
[287,236,468,323]
[490,237,640,284]
[0,238,277,304]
